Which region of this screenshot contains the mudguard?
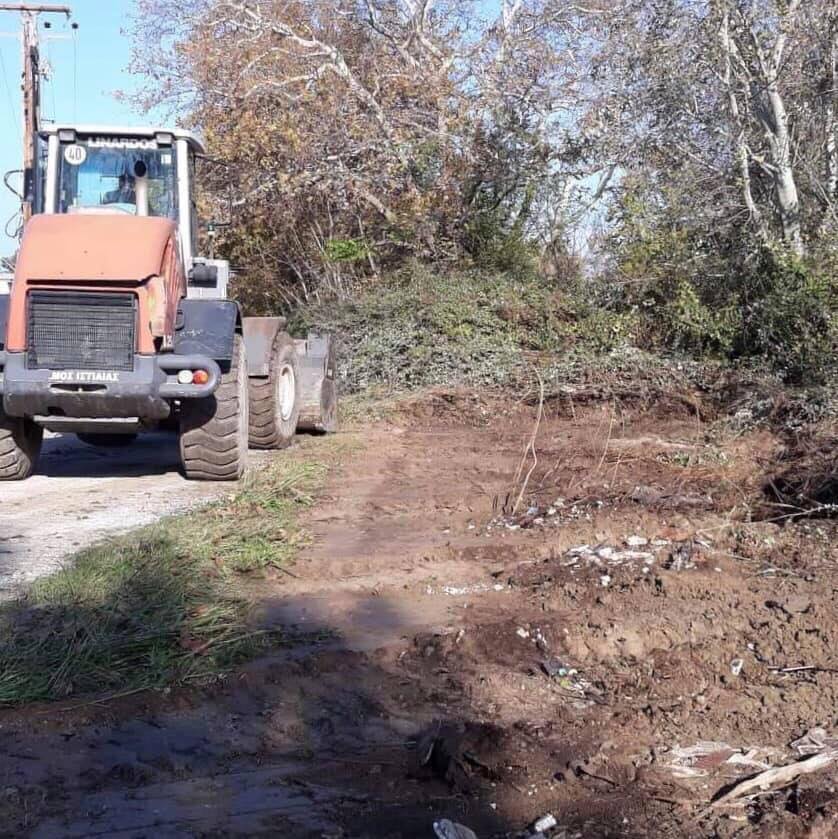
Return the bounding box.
[242,316,288,377]
[174,299,240,363]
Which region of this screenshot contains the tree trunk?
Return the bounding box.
[763,86,804,256]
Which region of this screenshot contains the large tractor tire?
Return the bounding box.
[248,332,300,449]
[0,410,42,480]
[77,433,138,447]
[179,334,249,481]
[296,333,338,434]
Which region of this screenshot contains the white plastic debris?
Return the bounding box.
[532,813,558,833]
[625,535,649,547]
[516,627,530,639]
[434,820,478,839]
[730,658,744,677]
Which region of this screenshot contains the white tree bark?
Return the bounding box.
[749,0,804,256]
[718,4,765,238]
[825,38,838,213]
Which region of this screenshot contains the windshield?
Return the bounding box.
[58,139,177,219]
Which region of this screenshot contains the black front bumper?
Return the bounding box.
[0,351,221,420]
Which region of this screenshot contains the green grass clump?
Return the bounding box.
[0,534,265,705]
[189,460,328,573]
[0,451,335,707]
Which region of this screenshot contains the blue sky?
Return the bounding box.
[0,0,138,256]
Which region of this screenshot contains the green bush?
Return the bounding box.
[292,263,630,393]
[324,238,371,263]
[735,248,836,384]
[660,281,737,355]
[606,183,836,382]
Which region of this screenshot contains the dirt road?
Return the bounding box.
[1,391,836,837]
[0,433,227,596]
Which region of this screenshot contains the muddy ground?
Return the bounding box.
[1,389,836,838]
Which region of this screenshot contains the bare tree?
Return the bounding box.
[129,0,598,304]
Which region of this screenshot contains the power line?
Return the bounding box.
[0,40,21,142]
[70,12,75,121]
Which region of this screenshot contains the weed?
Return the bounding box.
[0,532,268,705]
[0,439,346,706]
[292,263,635,394]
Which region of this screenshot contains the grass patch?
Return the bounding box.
[0,440,346,707]
[185,459,328,573]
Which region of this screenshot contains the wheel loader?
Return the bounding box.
[0,125,337,480]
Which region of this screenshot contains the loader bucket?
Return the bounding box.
[294,333,337,433]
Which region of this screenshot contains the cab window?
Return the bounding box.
[58,139,178,219]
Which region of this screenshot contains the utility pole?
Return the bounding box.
[0,3,71,224]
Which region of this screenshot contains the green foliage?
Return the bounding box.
[292,264,636,393]
[660,281,737,355]
[735,248,836,384]
[324,238,371,263]
[464,206,540,275]
[605,181,837,383]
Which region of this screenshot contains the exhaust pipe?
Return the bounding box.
[133,160,149,217]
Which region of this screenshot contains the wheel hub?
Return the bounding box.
[278,364,296,421]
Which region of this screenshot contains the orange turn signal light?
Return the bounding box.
[193,369,210,385]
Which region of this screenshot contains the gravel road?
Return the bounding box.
[0,432,228,597]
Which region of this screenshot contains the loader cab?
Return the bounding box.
[35,125,227,299]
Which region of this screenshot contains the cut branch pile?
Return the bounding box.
[768,420,838,516]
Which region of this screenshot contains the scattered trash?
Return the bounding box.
[486,498,611,531]
[562,543,658,577]
[433,819,478,839]
[711,747,838,808]
[516,627,530,639]
[541,658,568,678]
[532,813,558,833]
[599,574,611,587]
[663,541,697,571]
[790,727,838,756]
[730,658,744,677]
[667,742,783,778]
[426,582,506,597]
[625,535,648,547]
[668,742,740,778]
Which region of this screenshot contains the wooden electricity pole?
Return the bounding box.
[0,3,71,223]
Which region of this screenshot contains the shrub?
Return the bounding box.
[292,263,627,393]
[735,248,836,384]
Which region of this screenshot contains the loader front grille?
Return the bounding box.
[27,291,136,371]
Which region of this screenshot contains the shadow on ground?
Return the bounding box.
[0,581,679,839]
[35,432,180,479]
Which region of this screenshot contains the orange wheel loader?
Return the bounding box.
[0,125,337,480]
